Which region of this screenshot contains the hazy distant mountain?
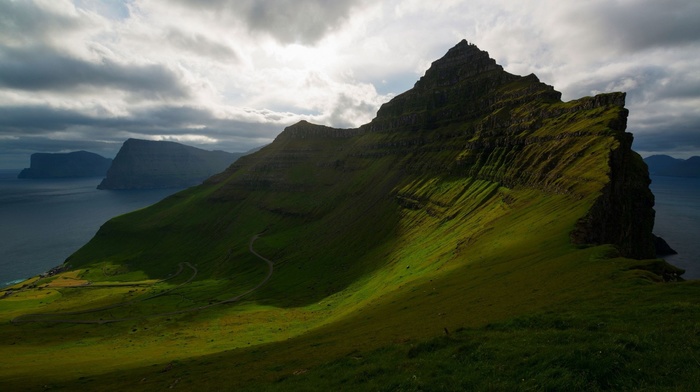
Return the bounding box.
[645,154,700,177]
[97,139,244,190]
[17,151,112,179]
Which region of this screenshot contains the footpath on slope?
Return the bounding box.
[10,234,273,325]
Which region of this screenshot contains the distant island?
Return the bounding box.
[645,154,700,177]
[97,138,244,190]
[17,151,112,179]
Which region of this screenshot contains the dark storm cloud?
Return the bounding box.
[566,0,700,53]
[599,0,700,50]
[0,105,97,133]
[0,137,122,170]
[0,46,189,98]
[125,105,283,139]
[165,29,239,60]
[0,103,283,157]
[0,104,282,139]
[170,0,365,44]
[563,63,700,110]
[630,108,700,156]
[0,0,86,44]
[634,129,700,157]
[0,136,119,158]
[0,102,282,168]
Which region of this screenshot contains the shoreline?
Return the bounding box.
[1,278,28,289]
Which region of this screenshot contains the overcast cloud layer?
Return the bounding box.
[1,0,699,169]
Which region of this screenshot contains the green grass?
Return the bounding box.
[1,68,696,391]
[2,177,695,391]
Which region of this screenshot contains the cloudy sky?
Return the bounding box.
[1,0,699,169]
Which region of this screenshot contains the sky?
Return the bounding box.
[1,0,699,169]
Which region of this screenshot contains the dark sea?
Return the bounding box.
[650,175,700,280]
[0,170,184,287]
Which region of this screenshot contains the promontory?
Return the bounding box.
[97,138,244,189]
[17,150,112,179]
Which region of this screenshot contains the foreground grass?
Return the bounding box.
[263,290,700,392]
[11,278,697,392]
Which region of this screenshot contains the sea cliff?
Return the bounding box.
[18,150,112,179]
[97,138,243,189]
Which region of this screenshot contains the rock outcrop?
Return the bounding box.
[653,234,678,256]
[98,139,243,189]
[18,151,112,179]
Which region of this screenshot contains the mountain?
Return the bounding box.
[645,154,700,177]
[17,150,112,179]
[3,41,696,391]
[97,138,244,189]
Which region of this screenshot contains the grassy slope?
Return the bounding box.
[3,184,696,390]
[2,59,699,390]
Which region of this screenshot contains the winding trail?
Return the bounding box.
[221,234,274,303]
[10,234,273,325]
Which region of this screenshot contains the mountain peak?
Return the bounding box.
[277,120,362,140]
[366,39,560,133]
[413,40,502,91]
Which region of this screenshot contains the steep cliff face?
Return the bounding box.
[570,130,656,259]
[98,139,242,189]
[209,40,655,259]
[17,150,112,179]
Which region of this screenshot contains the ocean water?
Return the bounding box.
[0,170,183,287]
[650,175,700,279]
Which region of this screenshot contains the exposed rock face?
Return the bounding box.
[569,131,656,259]
[645,155,700,178]
[209,40,656,259]
[18,151,112,179]
[653,234,677,256]
[98,139,242,190]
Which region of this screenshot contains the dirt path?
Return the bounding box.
[221,234,274,303]
[10,234,273,325]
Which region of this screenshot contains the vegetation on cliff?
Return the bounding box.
[1,41,697,391]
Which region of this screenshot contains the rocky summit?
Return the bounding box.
[3,41,694,391]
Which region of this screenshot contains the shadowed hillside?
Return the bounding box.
[1,41,696,391]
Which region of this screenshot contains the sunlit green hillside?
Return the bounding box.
[1,41,697,391]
